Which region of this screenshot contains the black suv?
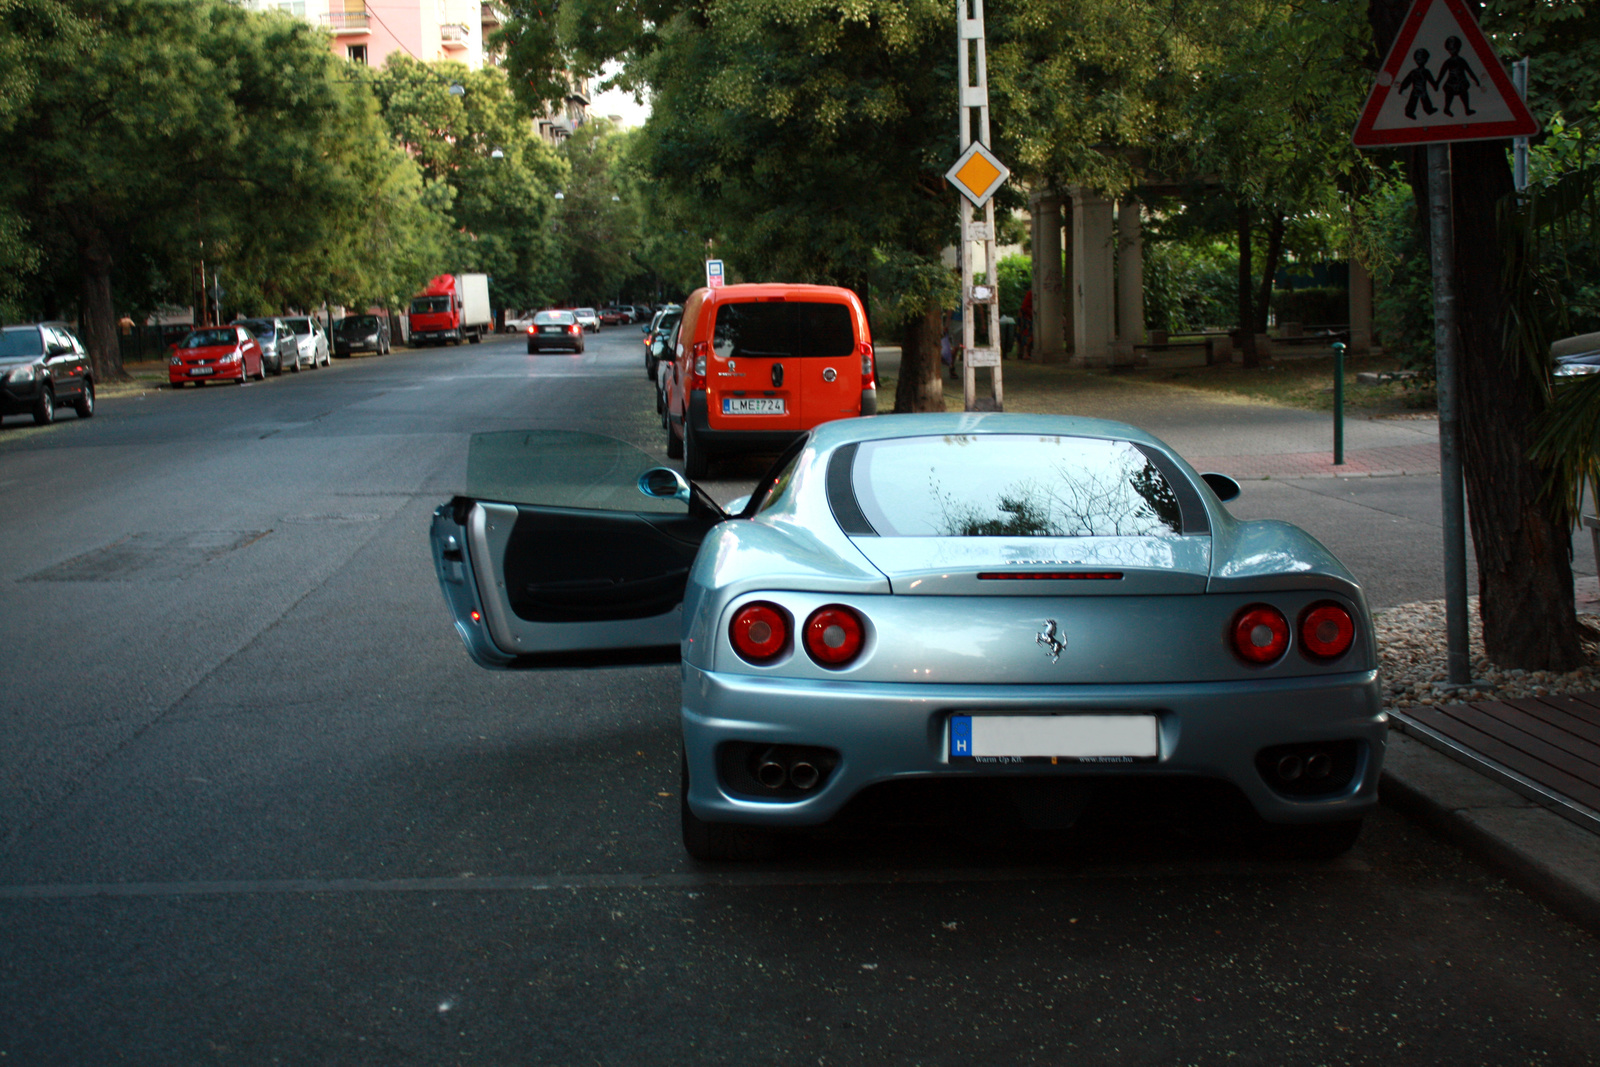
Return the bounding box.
[0,322,94,426]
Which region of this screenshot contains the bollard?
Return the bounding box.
[1332,341,1345,465]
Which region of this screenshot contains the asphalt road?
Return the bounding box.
[2,328,1597,1064]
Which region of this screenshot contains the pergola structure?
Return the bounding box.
[1026,186,1374,365]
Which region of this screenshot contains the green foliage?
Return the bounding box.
[1357,173,1434,375]
[995,254,1030,318]
[1142,239,1234,334]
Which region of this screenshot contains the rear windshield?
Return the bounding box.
[534,311,574,325]
[411,297,449,314]
[712,301,854,360]
[184,329,239,348]
[0,328,44,357]
[850,435,1183,537]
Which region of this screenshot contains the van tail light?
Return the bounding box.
[691,341,709,391]
[804,606,865,667]
[730,602,789,663]
[858,341,876,387]
[1300,603,1355,659]
[1231,604,1289,664]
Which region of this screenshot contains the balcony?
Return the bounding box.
[321,9,369,33]
[440,22,470,47]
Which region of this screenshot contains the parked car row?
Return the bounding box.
[0,322,96,426]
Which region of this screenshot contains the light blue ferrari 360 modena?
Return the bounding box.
[430,414,1386,861]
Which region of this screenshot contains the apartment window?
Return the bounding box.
[347,44,368,64]
[277,0,305,15]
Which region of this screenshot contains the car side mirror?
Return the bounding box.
[1201,472,1241,502]
[638,467,692,503]
[650,339,665,357]
[640,324,649,333]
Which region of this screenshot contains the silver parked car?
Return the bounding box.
[430,414,1384,861]
[282,316,330,368]
[236,317,303,375]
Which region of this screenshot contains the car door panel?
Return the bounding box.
[431,430,727,669]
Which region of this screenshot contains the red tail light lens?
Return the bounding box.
[730,602,788,663]
[570,323,580,335]
[1300,603,1355,659]
[858,341,876,386]
[526,325,535,334]
[804,606,864,667]
[691,341,710,390]
[1232,605,1289,664]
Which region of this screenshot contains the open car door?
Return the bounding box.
[431,430,726,669]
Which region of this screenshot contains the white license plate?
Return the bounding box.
[723,397,785,415]
[948,714,1158,763]
[541,326,563,333]
[191,367,213,376]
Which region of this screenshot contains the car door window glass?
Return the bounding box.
[850,434,1183,537]
[795,302,854,359]
[467,431,688,515]
[713,303,795,360]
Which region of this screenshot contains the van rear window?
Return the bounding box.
[712,301,853,360]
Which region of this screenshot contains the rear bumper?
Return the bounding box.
[681,666,1386,828]
[686,391,806,456]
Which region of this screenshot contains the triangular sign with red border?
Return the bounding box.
[1353,0,1538,147]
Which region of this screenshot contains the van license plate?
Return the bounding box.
[723,398,785,415]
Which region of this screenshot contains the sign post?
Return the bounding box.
[945,0,1008,412]
[1352,0,1539,687]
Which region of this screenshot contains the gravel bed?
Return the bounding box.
[1375,595,1600,709]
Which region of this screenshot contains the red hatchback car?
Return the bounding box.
[169,325,265,386]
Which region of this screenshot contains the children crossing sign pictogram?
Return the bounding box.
[1352,0,1538,148]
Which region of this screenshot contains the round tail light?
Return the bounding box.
[1232,604,1289,664]
[1300,603,1355,659]
[730,602,788,663]
[803,606,864,667]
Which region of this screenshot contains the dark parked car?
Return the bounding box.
[237,317,303,375]
[0,322,94,426]
[642,303,682,385]
[526,310,586,354]
[333,314,392,358]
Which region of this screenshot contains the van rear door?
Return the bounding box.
[707,300,803,433]
[792,300,862,425]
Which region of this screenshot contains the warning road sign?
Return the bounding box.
[1352,0,1538,148]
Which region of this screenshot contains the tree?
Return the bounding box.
[369,57,568,314]
[551,121,641,305]
[1367,0,1586,670]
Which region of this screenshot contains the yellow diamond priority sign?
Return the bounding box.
[946,142,1009,208]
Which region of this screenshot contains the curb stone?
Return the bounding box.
[1381,731,1600,933]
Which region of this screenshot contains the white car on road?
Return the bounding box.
[574,308,600,333]
[283,316,330,368]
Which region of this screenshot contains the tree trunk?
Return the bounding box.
[79,230,126,383]
[1255,211,1286,335]
[892,298,947,413]
[1369,0,1584,670]
[1236,203,1258,368]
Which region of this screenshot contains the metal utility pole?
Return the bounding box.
[1428,143,1471,686]
[948,0,1008,412]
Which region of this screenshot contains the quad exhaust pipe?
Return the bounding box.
[755,748,824,792]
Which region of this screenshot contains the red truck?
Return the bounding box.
[408,273,491,346]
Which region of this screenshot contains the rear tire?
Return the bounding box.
[683,421,709,479]
[32,384,54,425]
[666,421,683,459]
[681,752,777,862]
[74,380,94,418]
